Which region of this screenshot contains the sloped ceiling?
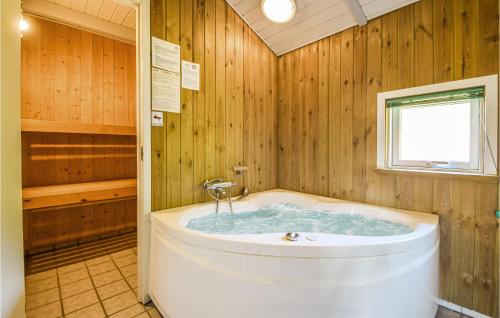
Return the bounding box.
[226,0,420,55]
[22,0,136,43]
[47,0,136,29]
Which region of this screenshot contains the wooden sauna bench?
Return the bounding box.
[23,179,137,211]
[21,119,136,136]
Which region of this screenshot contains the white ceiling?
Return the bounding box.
[22,0,136,43]
[47,0,136,29]
[226,0,420,56]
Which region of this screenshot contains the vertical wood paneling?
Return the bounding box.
[276,0,498,315]
[379,11,398,208]
[255,37,265,191]
[114,42,126,126]
[340,30,354,200]
[193,0,206,203]
[365,19,382,205]
[317,38,329,197]
[474,182,498,316]
[151,0,279,206]
[151,0,167,211]
[21,17,137,251]
[476,0,499,77]
[180,0,194,206]
[215,0,226,180]
[68,28,81,123]
[165,0,181,208]
[453,0,477,80]
[414,0,434,86]
[434,0,454,83]
[204,0,217,184]
[450,179,476,307]
[243,23,253,191]
[103,37,115,125]
[80,32,93,124]
[234,16,245,194]
[299,44,317,193]
[396,6,415,211]
[269,46,279,190]
[225,7,235,186]
[328,34,341,199]
[54,23,69,122]
[352,26,367,203]
[40,19,56,121]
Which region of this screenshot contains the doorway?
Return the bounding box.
[19,0,152,315]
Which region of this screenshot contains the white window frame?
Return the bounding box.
[377,75,498,176]
[390,99,481,171]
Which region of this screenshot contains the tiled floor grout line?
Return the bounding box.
[82,260,110,318]
[24,270,58,284]
[55,273,65,318]
[108,251,152,317]
[25,289,61,313]
[43,255,136,317]
[26,239,160,318]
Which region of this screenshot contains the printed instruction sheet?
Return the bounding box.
[152,68,180,113]
[152,37,180,73]
[181,60,200,91]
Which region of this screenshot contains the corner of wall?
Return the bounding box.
[1,0,26,317]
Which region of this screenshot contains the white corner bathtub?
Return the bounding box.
[149,189,439,318]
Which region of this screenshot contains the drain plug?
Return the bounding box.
[284,232,300,241]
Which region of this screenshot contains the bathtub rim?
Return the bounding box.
[150,189,439,258]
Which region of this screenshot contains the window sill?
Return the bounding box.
[374,168,499,182]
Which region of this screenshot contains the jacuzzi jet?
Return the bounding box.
[283,232,300,241]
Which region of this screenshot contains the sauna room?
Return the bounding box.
[0,0,499,317]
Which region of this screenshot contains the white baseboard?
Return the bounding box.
[437,298,492,318]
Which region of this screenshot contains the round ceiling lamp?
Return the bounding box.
[261,0,296,23]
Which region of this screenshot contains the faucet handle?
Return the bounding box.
[203,179,235,190]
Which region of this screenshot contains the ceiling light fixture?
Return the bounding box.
[261,0,296,23]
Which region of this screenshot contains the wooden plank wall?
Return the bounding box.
[278,0,498,315]
[21,16,136,127]
[151,0,279,211]
[21,16,137,251]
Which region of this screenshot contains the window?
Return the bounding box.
[377,76,498,176]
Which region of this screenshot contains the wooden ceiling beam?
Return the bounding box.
[345,0,367,26]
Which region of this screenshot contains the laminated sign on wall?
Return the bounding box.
[181,60,200,91]
[152,37,180,73]
[152,68,180,113]
[151,37,181,113]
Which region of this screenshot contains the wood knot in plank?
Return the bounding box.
[462,272,473,286]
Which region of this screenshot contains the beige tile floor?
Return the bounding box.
[25,247,161,318]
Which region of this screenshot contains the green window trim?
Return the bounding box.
[386,86,485,108]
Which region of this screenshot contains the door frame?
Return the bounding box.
[118,0,152,304]
[134,0,152,304]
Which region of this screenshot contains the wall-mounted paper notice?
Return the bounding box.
[152,37,180,73]
[181,60,200,91]
[152,67,180,113]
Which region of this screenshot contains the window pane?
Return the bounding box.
[399,102,471,162]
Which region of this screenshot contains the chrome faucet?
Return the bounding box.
[203,178,235,215]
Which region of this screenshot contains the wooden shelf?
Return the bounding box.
[22,119,136,136]
[23,179,137,211]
